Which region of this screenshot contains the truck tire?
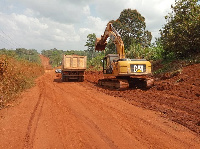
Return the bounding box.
[65,77,69,82]
[78,76,84,82]
[62,76,65,82]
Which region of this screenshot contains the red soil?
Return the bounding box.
[84,64,200,135]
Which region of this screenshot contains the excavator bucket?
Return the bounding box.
[95,38,107,51]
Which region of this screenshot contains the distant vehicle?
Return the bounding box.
[55,69,61,73]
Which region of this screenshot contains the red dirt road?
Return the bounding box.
[0,70,200,148]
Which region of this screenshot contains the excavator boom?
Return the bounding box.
[95,23,125,59]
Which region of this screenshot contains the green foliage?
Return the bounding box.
[41,48,88,67]
[15,48,41,63]
[126,43,144,59]
[111,9,152,51]
[105,40,116,55]
[0,48,16,57]
[85,33,97,59]
[50,49,63,67]
[64,50,86,56]
[87,52,105,70]
[125,38,164,61]
[41,48,63,67]
[149,38,165,61]
[160,0,200,58]
[0,48,41,64]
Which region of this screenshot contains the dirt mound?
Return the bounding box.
[84,64,200,134]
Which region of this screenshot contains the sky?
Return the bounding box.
[0,0,175,52]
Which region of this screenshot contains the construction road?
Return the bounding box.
[0,70,200,149]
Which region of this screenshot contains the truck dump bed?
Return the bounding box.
[62,55,87,70]
[61,55,87,82]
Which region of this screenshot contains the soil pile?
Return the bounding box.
[85,64,200,134]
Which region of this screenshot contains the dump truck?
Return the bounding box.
[61,55,87,82]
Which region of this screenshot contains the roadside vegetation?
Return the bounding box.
[0,49,44,109]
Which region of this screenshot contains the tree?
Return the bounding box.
[15,48,41,63]
[111,9,152,51]
[160,0,200,58]
[85,33,96,59]
[50,48,63,67]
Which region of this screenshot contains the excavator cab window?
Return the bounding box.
[102,57,108,74]
[103,54,119,74]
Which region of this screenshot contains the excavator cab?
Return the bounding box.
[102,54,119,74]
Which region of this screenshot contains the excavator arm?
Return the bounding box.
[95,23,125,59]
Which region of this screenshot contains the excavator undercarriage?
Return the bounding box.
[98,77,154,90]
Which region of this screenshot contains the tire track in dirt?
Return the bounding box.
[53,80,199,148]
[52,82,119,149]
[23,79,45,149]
[46,84,69,148]
[78,84,196,148]
[55,86,118,148]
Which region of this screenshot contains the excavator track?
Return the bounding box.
[98,78,154,90]
[98,79,129,89]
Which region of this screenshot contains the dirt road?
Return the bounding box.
[0,69,200,149]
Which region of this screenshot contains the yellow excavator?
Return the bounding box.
[95,22,154,89]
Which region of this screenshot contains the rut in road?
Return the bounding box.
[23,79,46,149]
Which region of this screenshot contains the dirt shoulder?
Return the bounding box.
[85,63,200,135]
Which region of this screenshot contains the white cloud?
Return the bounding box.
[79,28,90,34]
[0,12,81,50]
[0,0,176,51]
[24,8,40,17]
[83,5,90,16]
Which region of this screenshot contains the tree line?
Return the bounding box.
[0,48,41,64]
[85,0,200,64]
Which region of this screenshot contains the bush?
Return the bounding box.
[0,55,44,109]
[87,53,105,71]
[160,0,200,58]
[126,42,164,61]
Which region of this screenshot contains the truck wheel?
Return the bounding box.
[81,77,84,82]
[62,76,65,82]
[78,76,84,82]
